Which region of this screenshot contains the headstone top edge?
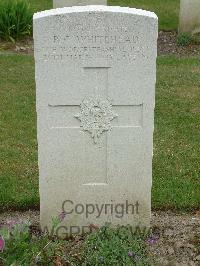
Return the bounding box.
[33,5,158,20]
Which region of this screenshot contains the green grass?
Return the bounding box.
[0,54,39,211]
[109,0,179,31]
[0,0,33,42]
[0,0,179,31]
[153,56,200,210]
[27,0,52,13]
[0,54,199,212]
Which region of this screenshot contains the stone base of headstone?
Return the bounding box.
[179,0,200,35]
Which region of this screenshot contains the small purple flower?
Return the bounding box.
[0,236,5,251]
[58,211,66,222]
[146,235,159,245]
[128,251,135,257]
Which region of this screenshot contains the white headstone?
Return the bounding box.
[54,0,107,8]
[179,0,200,34]
[33,6,157,236]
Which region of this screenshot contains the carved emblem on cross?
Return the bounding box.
[75,96,118,143]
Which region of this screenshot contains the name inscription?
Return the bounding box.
[36,31,144,62]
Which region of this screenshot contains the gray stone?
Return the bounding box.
[53,0,107,8]
[33,6,157,235]
[179,0,200,35]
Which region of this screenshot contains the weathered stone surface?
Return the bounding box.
[179,0,200,34]
[33,6,157,235]
[53,0,107,8]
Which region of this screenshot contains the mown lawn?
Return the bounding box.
[153,57,200,210]
[25,0,179,31]
[27,0,52,13]
[0,54,199,212]
[109,0,179,31]
[0,54,38,211]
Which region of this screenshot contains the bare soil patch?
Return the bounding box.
[150,211,200,266]
[158,31,200,56]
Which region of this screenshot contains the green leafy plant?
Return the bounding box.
[177,32,192,46]
[0,220,32,264]
[0,213,68,265]
[82,224,151,265]
[0,0,32,42]
[0,218,152,265]
[0,219,61,265]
